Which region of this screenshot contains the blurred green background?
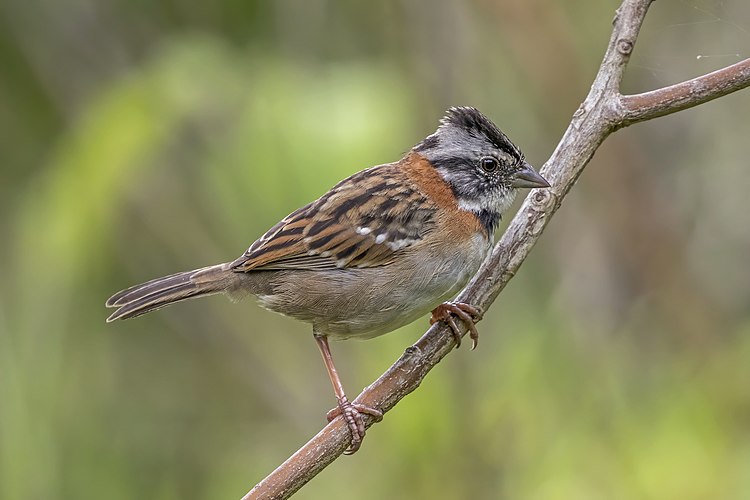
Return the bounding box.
[1,0,749,499]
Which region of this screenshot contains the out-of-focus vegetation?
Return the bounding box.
[1,1,749,498]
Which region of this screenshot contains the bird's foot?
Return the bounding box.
[326,397,383,454]
[430,301,484,350]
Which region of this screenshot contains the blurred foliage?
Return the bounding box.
[1,1,749,499]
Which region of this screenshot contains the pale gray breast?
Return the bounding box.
[252,232,491,340]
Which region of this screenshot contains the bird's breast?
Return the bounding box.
[254,230,491,340]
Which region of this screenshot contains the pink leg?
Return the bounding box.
[314,334,383,454]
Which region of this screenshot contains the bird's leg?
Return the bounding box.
[430,301,484,349]
[314,334,383,454]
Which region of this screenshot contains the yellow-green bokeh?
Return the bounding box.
[1,1,749,499]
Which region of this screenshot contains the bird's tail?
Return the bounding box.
[105,263,238,322]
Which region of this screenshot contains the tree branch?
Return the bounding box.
[242,1,750,498]
[619,58,750,126]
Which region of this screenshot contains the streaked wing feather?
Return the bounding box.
[230,163,436,272]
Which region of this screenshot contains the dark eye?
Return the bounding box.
[479,157,499,172]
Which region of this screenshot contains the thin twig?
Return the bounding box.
[243,0,750,498]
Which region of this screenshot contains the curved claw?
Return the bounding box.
[430,301,483,350]
[326,398,383,454]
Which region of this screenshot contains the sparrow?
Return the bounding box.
[106,106,549,453]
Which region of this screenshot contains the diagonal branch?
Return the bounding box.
[242,1,750,498]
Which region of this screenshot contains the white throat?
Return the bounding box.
[457,188,517,216]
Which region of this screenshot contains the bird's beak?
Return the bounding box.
[510,162,550,188]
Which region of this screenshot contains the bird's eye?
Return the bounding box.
[479,157,499,172]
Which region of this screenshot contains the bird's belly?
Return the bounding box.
[254,233,490,340]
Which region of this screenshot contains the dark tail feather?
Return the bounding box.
[105,264,234,322]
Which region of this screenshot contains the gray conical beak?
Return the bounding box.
[510,162,550,188]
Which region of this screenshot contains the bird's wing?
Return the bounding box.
[229,164,437,272]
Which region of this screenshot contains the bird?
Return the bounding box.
[106,106,550,453]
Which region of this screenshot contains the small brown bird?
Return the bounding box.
[106,106,549,453]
